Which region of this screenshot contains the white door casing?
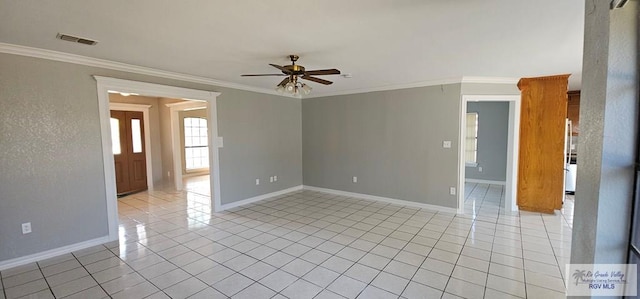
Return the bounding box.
[458,95,520,214]
[95,76,222,241]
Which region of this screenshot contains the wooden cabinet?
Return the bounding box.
[567,91,580,135]
[517,75,569,214]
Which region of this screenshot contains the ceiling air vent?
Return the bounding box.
[610,0,628,9]
[56,33,98,46]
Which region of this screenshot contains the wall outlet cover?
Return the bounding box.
[353,176,358,183]
[274,176,278,182]
[22,222,32,234]
[255,179,260,185]
[443,141,452,148]
[449,187,456,195]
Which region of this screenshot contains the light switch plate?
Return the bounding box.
[217,137,224,148]
[443,141,452,148]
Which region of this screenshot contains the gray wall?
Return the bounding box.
[571,0,638,266]
[218,88,302,205]
[0,53,302,262]
[302,84,461,208]
[465,102,509,181]
[158,98,182,184]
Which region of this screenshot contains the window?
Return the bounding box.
[465,112,478,166]
[184,117,209,170]
[110,118,121,155]
[131,119,142,153]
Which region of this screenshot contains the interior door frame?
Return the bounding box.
[95,76,222,242]
[109,103,154,190]
[458,94,521,213]
[165,101,208,191]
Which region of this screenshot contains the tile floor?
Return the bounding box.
[0,181,574,298]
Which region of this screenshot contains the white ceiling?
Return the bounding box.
[0,1,585,97]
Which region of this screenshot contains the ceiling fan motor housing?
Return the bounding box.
[284,65,305,75]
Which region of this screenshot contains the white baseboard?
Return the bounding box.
[220,185,303,210]
[465,179,506,185]
[0,236,110,271]
[303,185,458,214]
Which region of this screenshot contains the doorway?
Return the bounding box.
[110,110,148,195]
[95,76,222,242]
[458,95,520,213]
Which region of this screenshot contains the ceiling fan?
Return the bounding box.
[242,55,341,95]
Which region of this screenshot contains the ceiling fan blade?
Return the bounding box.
[277,77,290,87]
[241,74,287,77]
[269,64,291,74]
[304,69,341,76]
[302,75,333,85]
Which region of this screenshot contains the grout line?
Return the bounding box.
[69,249,117,298]
[518,206,529,298]
[0,272,6,299]
[1,181,574,299]
[19,262,55,299]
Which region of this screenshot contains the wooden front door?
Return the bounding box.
[111,110,147,195]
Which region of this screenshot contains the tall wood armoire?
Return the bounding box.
[517,74,569,213]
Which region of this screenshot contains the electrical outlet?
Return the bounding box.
[443,141,452,148]
[167,171,171,178]
[270,176,274,183]
[255,179,260,185]
[353,176,358,183]
[274,176,278,182]
[22,222,32,234]
[449,187,456,195]
[478,166,483,172]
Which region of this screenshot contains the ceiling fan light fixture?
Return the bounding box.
[275,85,285,93]
[301,83,312,95]
[285,81,296,93]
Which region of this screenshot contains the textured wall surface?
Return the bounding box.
[302,84,461,208]
[465,102,509,181]
[571,0,638,265]
[0,53,302,262]
[217,88,302,205]
[0,55,109,261]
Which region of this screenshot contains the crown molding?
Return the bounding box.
[0,43,518,99]
[460,76,519,85]
[306,76,518,99]
[0,42,289,97]
[305,78,463,99]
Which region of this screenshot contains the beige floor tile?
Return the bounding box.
[0,183,575,299]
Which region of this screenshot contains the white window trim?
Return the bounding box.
[183,116,210,172]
